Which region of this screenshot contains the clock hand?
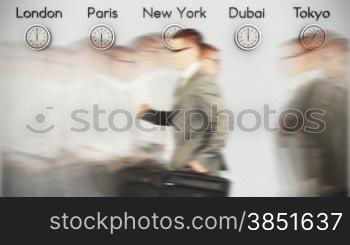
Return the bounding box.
[36,28,38,41]
[248,28,250,41]
[100,33,103,46]
[310,32,317,43]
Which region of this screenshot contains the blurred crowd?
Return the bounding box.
[0,30,228,196]
[0,29,348,197]
[0,33,179,196]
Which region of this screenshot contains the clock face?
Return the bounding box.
[25,24,51,51]
[300,25,326,50]
[235,24,261,51]
[89,24,115,50]
[162,24,185,50]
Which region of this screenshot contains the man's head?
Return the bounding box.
[280,32,349,79]
[171,29,203,70]
[280,37,320,77]
[200,43,220,76]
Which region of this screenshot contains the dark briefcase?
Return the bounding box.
[114,162,231,197]
[162,171,230,197]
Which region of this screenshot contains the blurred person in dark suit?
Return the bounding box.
[138,29,229,175]
[278,33,348,196]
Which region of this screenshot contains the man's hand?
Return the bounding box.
[187,160,208,174]
[138,103,150,118]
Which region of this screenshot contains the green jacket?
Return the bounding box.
[142,71,230,174]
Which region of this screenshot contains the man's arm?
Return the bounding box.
[141,108,173,126]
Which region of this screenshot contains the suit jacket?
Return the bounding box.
[142,71,229,174]
[277,75,348,196]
